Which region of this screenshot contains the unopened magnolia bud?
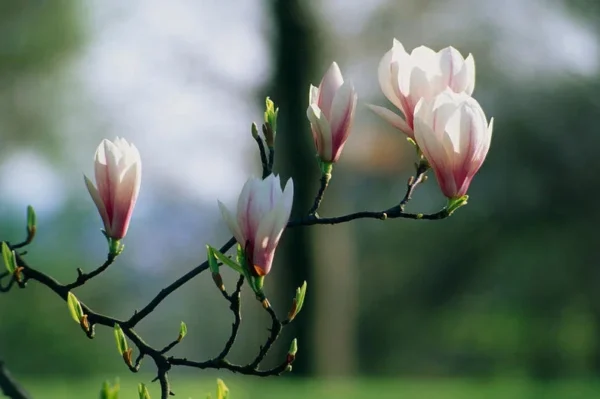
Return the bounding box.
[251,122,259,139]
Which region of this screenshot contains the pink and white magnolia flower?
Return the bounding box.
[218,174,294,277]
[413,90,493,199]
[307,62,358,163]
[368,39,475,139]
[84,138,142,240]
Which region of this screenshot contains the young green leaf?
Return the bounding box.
[1,242,16,274]
[138,383,151,399]
[216,378,229,399]
[178,321,188,342]
[114,324,128,355]
[67,292,84,323]
[26,205,36,234]
[210,246,245,275]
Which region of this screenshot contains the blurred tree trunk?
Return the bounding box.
[266,0,318,375]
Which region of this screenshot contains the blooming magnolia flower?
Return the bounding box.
[307,62,357,163]
[218,174,294,277]
[84,138,142,240]
[413,90,493,199]
[368,39,475,139]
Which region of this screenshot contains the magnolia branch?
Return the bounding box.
[0,157,446,399]
[0,361,31,399]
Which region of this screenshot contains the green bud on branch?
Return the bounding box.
[99,379,120,399]
[178,321,188,342]
[287,281,307,322]
[138,383,151,399]
[287,338,298,364]
[26,205,36,241]
[114,323,128,356]
[1,242,16,275]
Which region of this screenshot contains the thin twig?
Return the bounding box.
[308,172,330,215]
[253,135,270,179]
[250,304,282,368]
[399,162,429,211]
[65,254,116,290]
[0,361,32,399]
[216,275,244,360]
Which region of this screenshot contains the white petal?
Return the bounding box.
[84,175,111,235]
[317,62,344,118]
[367,104,413,138]
[463,54,476,95]
[219,200,245,245]
[329,81,357,143]
[307,104,333,161]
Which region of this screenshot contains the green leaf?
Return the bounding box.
[26,205,36,233]
[100,379,120,399]
[114,324,128,355]
[207,245,219,274]
[210,246,245,275]
[178,321,188,342]
[67,292,84,323]
[236,243,245,267]
[216,379,229,399]
[264,97,278,132]
[288,338,298,356]
[295,281,307,316]
[138,383,151,399]
[1,242,16,274]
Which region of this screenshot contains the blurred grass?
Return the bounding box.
[19,377,600,399]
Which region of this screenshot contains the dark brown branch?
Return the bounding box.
[250,303,282,368]
[126,237,237,327]
[308,172,330,216]
[216,275,245,360]
[65,254,116,290]
[399,162,429,211]
[0,361,32,399]
[0,273,14,293]
[253,135,270,179]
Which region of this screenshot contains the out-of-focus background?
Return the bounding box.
[1,0,599,398]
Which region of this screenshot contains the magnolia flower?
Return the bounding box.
[218,174,294,277]
[413,90,493,199]
[307,62,357,163]
[84,138,142,240]
[368,39,475,139]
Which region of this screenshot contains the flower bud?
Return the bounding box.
[26,205,36,241]
[138,383,151,399]
[263,97,278,147]
[368,39,475,139]
[413,90,493,199]
[84,137,141,241]
[307,62,357,163]
[287,338,298,364]
[218,174,293,278]
[287,281,307,322]
[178,321,188,342]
